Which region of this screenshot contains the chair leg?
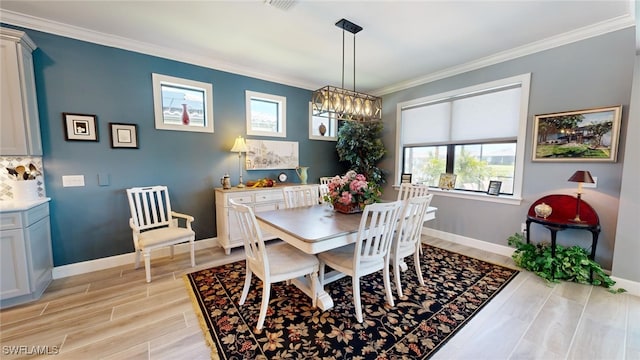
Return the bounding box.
[239,267,252,305]
[256,281,270,330]
[383,261,395,307]
[310,271,318,308]
[134,249,141,269]
[353,276,363,323]
[190,240,196,267]
[394,258,404,299]
[318,261,325,286]
[143,251,151,283]
[414,249,425,286]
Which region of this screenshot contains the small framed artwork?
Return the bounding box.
[487,180,502,196]
[63,113,98,141]
[401,173,412,184]
[532,105,622,162]
[438,173,457,190]
[110,123,138,149]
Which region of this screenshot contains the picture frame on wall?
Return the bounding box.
[109,123,138,149]
[63,113,98,141]
[532,105,622,162]
[487,180,502,196]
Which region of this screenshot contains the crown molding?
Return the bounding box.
[0,9,634,95]
[0,9,313,90]
[374,14,636,96]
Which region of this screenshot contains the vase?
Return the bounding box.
[534,202,552,219]
[181,104,190,125]
[295,166,309,184]
[333,201,363,214]
[318,122,327,136]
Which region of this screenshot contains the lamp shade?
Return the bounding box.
[568,170,594,184]
[230,136,248,153]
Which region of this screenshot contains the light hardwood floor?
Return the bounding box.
[1,236,637,359]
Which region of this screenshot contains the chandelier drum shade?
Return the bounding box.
[312,18,382,123]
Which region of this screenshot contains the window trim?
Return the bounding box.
[245,90,286,138]
[395,73,531,204]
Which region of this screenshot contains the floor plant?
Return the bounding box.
[507,233,624,293]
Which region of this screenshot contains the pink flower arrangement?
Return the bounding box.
[324,170,380,206]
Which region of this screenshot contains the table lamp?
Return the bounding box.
[567,170,594,222]
[230,136,248,188]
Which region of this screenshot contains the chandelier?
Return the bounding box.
[312,18,382,122]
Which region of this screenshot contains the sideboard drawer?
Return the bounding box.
[227,193,253,206]
[255,191,284,203]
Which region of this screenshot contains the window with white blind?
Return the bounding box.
[396,73,530,200]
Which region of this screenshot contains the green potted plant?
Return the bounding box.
[507,233,624,293]
[336,121,386,189]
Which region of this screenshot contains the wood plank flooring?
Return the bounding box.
[0,236,637,359]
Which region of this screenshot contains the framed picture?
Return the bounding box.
[63,113,98,141]
[109,123,138,149]
[245,139,299,170]
[487,180,502,196]
[438,173,457,190]
[152,73,214,133]
[401,173,412,184]
[532,105,622,162]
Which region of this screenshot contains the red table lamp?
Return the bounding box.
[567,170,594,222]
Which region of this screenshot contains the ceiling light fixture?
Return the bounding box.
[312,18,382,123]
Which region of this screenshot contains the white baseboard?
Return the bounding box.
[423,227,640,297]
[52,238,219,279]
[423,227,515,257]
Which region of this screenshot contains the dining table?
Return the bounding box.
[255,203,437,310]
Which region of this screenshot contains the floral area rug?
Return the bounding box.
[184,245,518,359]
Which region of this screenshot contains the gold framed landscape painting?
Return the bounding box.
[532,105,622,162]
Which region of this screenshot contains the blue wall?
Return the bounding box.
[15,27,343,266]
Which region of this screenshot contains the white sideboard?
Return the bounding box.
[215,186,291,255]
[0,28,42,156]
[0,200,52,308]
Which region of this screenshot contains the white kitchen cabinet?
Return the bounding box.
[215,187,286,255]
[0,201,52,308]
[0,27,42,156]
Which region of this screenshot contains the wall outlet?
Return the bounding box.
[521,223,527,233]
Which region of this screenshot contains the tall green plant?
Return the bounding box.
[336,121,386,188]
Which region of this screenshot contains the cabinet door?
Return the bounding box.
[0,38,29,155]
[226,208,244,248]
[0,229,30,299]
[25,216,52,292]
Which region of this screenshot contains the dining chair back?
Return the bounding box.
[126,185,195,282]
[230,199,319,331]
[282,185,320,208]
[397,183,430,201]
[319,176,333,185]
[318,184,330,204]
[317,200,403,323]
[391,194,434,298]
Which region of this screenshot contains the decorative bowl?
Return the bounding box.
[534,202,552,219]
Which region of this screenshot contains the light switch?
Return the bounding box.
[98,173,110,186]
[62,175,85,187]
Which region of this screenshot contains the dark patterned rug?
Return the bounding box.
[184,244,518,359]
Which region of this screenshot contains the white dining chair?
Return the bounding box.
[317,200,403,323]
[318,184,330,204]
[282,185,320,208]
[126,186,195,283]
[230,200,319,331]
[397,183,430,202]
[390,194,434,299]
[319,176,333,185]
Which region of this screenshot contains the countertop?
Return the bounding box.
[215,183,311,193]
[0,198,51,212]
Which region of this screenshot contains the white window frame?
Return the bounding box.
[308,102,338,141]
[395,73,531,205]
[152,73,214,133]
[245,90,286,137]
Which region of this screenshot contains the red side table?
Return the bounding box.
[525,194,601,280]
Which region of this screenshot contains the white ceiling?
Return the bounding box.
[0,1,636,95]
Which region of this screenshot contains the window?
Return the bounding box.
[152,73,214,133]
[246,91,286,137]
[308,102,337,141]
[397,74,530,200]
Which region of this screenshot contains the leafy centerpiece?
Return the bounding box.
[324,170,380,213]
